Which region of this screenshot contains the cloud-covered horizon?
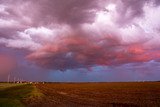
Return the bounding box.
[0,0,160,81]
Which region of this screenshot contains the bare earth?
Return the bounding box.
[25,82,160,107]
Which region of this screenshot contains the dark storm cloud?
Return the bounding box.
[0,0,159,28]
[7,0,156,71]
[0,0,105,38]
[0,0,160,83]
[27,31,160,71]
[154,0,160,5]
[116,0,146,25]
[33,0,106,26]
[116,0,160,25]
[0,0,36,39]
[26,32,122,70]
[0,0,106,27]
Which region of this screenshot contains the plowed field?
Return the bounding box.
[25,82,160,107]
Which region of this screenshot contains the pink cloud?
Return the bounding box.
[0,0,160,72]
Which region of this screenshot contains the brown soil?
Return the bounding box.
[24,82,160,107]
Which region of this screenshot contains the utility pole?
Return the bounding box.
[13,77,16,83]
[7,74,10,83]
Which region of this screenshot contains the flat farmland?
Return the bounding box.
[28,82,160,107]
[0,82,160,107]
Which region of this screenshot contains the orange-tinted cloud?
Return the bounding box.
[26,33,160,71]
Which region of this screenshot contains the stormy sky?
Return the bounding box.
[0,0,160,82]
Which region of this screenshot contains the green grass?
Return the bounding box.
[0,83,22,90]
[0,83,43,107]
[0,98,24,107]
